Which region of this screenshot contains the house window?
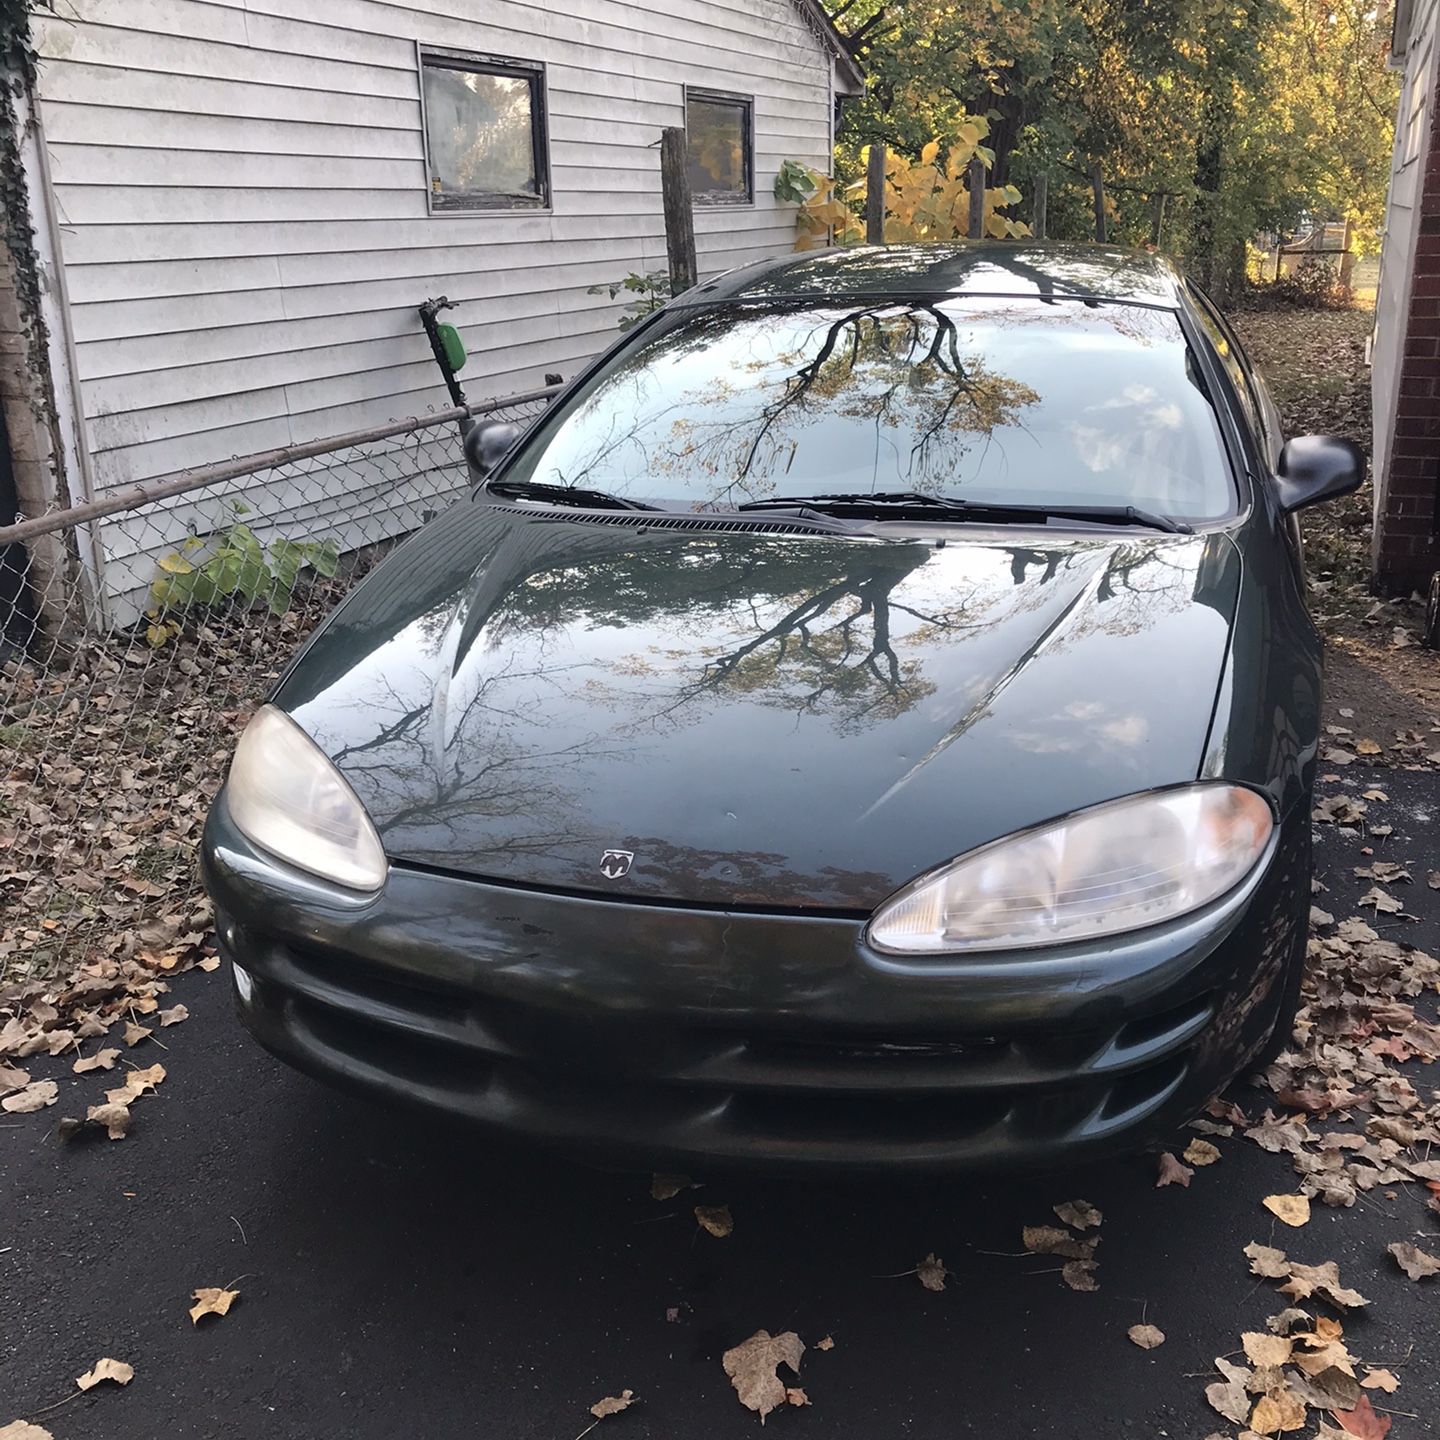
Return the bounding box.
[686,89,753,205]
[420,48,549,210]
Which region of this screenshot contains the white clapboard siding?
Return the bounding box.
[31,0,852,617]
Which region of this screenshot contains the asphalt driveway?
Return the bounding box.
[4,772,1440,1439]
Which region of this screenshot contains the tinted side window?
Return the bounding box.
[1187,288,1262,438]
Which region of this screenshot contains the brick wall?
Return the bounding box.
[1375,92,1440,592]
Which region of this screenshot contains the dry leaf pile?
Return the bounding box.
[0,942,209,1140]
[1225,782,1440,1225]
[1200,1289,1400,1438]
[1021,1200,1104,1291]
[0,575,355,989]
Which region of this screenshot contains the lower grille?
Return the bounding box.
[244,935,1209,1155]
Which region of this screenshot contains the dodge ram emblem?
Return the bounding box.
[600,849,634,879]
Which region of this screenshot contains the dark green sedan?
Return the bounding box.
[202,244,1361,1170]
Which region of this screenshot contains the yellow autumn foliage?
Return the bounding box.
[792,123,1030,251]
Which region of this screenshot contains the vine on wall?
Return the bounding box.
[0,1,59,442]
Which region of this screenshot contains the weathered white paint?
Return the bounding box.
[1373,0,1440,511]
[32,0,859,496]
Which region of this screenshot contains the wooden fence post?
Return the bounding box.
[1339,215,1356,290]
[968,156,986,240]
[1032,172,1048,240]
[659,127,697,295]
[1149,192,1168,248]
[1090,163,1107,243]
[865,143,886,243]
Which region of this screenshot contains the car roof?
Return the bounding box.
[686,242,1187,310]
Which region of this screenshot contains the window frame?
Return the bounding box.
[417,44,551,215]
[684,87,755,207]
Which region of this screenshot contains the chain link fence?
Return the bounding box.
[0,388,555,986]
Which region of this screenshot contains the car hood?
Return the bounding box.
[278,504,1240,909]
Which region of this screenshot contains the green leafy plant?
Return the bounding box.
[587,271,672,331]
[146,504,340,646]
[773,159,821,204]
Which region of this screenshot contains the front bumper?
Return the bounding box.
[202,797,1309,1171]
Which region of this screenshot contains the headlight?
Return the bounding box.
[867,784,1274,955]
[226,705,387,892]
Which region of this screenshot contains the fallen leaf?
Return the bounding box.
[1245,1242,1293,1279]
[1128,1323,1165,1349]
[197,955,221,972]
[105,1062,166,1106]
[1061,1259,1099,1291]
[650,1174,693,1201]
[1206,1097,1249,1126]
[1156,1152,1194,1187]
[1359,886,1403,915]
[814,1336,835,1351]
[1185,1138,1222,1166]
[695,1205,733,1238]
[72,1048,120,1074]
[1297,1366,1362,1412]
[1251,1388,1307,1434]
[1267,1308,1312,1335]
[722,1330,804,1421]
[1,1080,58,1114]
[1386,1240,1440,1280]
[1053,1199,1102,1230]
[122,1021,152,1047]
[1243,1333,1293,1367]
[1330,1393,1392,1438]
[1360,1369,1399,1393]
[1281,1261,1369,1309]
[1207,1361,1253,1425]
[189,1286,239,1323]
[1367,1117,1416,1146]
[1022,1225,1096,1260]
[784,1388,809,1408]
[157,1004,188,1027]
[915,1252,948,1291]
[0,1423,55,1440]
[0,1063,30,1092]
[85,1102,130,1140]
[75,1357,134,1391]
[1263,1194,1312,1228]
[588,1389,636,1420]
[1355,739,1382,755]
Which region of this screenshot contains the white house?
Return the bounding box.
[0,0,862,624]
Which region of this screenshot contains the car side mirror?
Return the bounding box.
[1274,435,1365,514]
[465,420,521,483]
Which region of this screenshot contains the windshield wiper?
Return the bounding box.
[486,479,658,512]
[734,492,1193,534]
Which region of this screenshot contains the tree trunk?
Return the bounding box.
[1090,163,1107,243]
[1031,172,1048,240]
[1149,192,1167,248]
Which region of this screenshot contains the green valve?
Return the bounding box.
[436,321,467,375]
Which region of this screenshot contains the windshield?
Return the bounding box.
[498,297,1235,520]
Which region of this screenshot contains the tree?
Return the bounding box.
[822,0,1397,299]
